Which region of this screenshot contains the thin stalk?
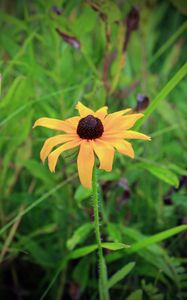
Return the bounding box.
[92,164,109,300]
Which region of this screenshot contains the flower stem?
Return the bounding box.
[92,164,109,300]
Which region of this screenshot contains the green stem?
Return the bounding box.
[92,164,109,300]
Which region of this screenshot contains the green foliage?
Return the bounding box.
[138,162,179,187]
[107,261,135,288]
[127,290,143,300]
[101,242,130,250]
[69,245,98,259]
[0,0,187,299]
[67,223,93,250]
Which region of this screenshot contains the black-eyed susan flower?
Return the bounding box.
[33,102,150,188]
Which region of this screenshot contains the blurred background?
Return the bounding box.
[0,0,187,299]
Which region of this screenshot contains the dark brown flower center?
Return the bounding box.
[77,115,104,139]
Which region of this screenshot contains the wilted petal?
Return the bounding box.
[56,28,80,49]
[136,94,149,112]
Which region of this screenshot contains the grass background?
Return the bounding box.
[0,0,187,299]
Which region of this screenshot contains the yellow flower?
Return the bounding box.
[33,102,150,188]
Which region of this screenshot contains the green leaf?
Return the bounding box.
[67,223,93,250]
[73,257,90,291]
[69,242,131,260]
[127,290,143,300]
[129,225,187,253]
[101,242,130,251]
[138,162,179,187]
[100,1,122,23]
[107,222,123,242]
[28,223,58,238]
[69,245,98,259]
[168,163,187,176]
[107,262,135,289]
[106,225,187,282]
[74,185,92,204]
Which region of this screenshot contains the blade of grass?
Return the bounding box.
[40,260,68,300]
[134,62,187,130]
[107,262,135,289]
[149,21,187,66]
[128,225,187,253]
[0,205,25,263]
[0,74,2,97]
[81,46,100,78]
[3,31,36,78]
[106,225,187,263]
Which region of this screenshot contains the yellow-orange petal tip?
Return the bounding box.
[138,113,144,118]
[145,136,151,141]
[75,101,81,109]
[32,119,41,128]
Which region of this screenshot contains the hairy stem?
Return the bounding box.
[92,164,109,300]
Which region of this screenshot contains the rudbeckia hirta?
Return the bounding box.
[33,102,150,188]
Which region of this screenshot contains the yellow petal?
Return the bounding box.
[65,116,81,129]
[104,113,144,132]
[107,108,132,119]
[92,139,114,171]
[95,106,108,120]
[48,139,81,172]
[103,108,132,127]
[33,117,75,133]
[76,101,94,117]
[101,134,125,140]
[120,130,151,140]
[77,140,94,189]
[103,130,151,140]
[104,138,134,158]
[40,134,77,162]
